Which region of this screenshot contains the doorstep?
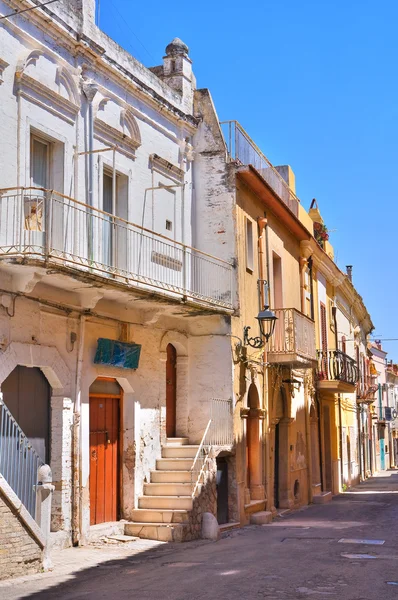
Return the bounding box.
[244,500,266,515]
[88,521,126,543]
[219,521,240,533]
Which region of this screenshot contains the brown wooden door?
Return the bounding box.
[166,344,177,437]
[89,396,120,525]
[2,366,50,463]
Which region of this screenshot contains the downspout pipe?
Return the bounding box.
[332,305,344,491]
[72,314,86,546]
[82,82,98,208]
[257,217,269,508]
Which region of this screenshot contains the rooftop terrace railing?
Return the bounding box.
[220,120,299,217]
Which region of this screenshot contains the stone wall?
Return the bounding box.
[183,457,217,541]
[0,492,43,580]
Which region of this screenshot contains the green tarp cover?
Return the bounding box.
[94,338,142,369]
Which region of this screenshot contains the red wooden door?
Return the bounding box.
[89,396,120,525]
[166,344,177,437]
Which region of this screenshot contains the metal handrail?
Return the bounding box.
[0,398,43,518]
[190,419,212,498]
[219,121,300,216]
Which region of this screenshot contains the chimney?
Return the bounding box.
[346,265,353,282]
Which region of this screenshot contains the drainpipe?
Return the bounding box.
[257,217,269,508]
[332,305,343,491]
[72,314,86,546]
[316,394,324,491]
[82,82,98,263]
[308,257,314,321]
[82,82,98,207]
[299,257,307,314]
[257,217,267,308]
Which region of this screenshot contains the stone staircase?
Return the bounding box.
[125,437,199,542]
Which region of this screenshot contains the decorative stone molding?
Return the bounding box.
[16,72,80,124]
[149,153,185,182]
[159,330,188,357]
[0,58,9,84]
[0,342,71,394]
[240,407,266,420]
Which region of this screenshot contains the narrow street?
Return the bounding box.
[2,472,398,600]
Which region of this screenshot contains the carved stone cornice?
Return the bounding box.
[15,72,79,124]
[94,118,139,160]
[150,154,185,182]
[0,58,9,84]
[240,407,266,420]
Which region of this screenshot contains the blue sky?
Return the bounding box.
[98,0,398,360]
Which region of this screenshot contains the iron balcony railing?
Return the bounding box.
[0,187,234,310]
[357,374,378,402]
[0,398,43,519]
[220,120,299,217]
[268,308,316,362]
[317,349,358,385]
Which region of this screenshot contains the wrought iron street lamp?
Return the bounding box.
[243,305,278,349]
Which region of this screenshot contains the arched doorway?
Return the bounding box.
[89,378,121,525]
[246,384,263,500]
[2,365,51,463]
[166,344,177,438]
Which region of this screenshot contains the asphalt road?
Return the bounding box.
[4,471,398,600]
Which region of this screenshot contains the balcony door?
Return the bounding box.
[26,137,50,248]
[102,170,128,275]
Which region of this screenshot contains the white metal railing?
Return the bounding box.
[190,398,233,497]
[220,121,299,217]
[208,398,233,446]
[0,187,234,310]
[0,397,43,519]
[190,419,212,498]
[269,308,316,362]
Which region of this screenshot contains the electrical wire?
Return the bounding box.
[0,0,60,20]
[107,0,156,64]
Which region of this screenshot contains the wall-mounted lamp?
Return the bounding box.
[243,305,278,349]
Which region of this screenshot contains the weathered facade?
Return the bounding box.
[0,0,237,555]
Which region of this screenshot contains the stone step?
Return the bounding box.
[156,458,194,471]
[144,482,193,496]
[312,491,332,504]
[138,495,193,510]
[162,445,199,459]
[130,508,189,524]
[151,470,192,483]
[125,522,186,543]
[165,437,189,446]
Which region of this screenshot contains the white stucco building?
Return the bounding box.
[0,0,237,547]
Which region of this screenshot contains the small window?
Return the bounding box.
[246,218,254,272]
[166,220,172,232]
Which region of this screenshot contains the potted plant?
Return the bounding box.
[313,222,329,248]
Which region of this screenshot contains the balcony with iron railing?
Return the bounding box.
[0,188,234,310]
[357,374,378,404]
[220,121,300,217]
[267,308,316,368]
[317,349,358,393]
